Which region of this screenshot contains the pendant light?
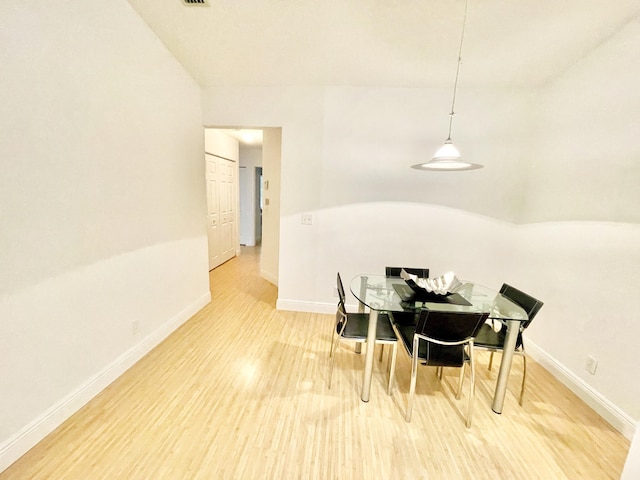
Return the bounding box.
[412,0,483,171]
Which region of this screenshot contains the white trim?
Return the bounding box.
[526,338,636,440]
[276,299,335,314]
[0,292,211,473]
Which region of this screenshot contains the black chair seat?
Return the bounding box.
[473,283,543,406]
[385,266,429,278]
[474,323,524,350]
[475,323,505,347]
[329,273,398,395]
[339,312,397,342]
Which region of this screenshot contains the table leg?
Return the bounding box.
[355,275,368,355]
[492,319,518,413]
[361,308,378,402]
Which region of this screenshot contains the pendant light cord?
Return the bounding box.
[447,0,469,140]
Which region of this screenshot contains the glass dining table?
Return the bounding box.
[350,274,529,414]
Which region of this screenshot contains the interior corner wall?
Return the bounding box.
[515,16,640,435]
[0,0,209,471]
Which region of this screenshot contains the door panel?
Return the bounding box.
[206,156,220,270]
[219,159,235,264]
[206,154,237,270]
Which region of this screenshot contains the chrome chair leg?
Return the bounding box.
[387,343,397,396]
[406,337,419,422]
[328,335,341,389]
[456,363,465,400]
[466,342,475,428]
[329,330,336,358]
[488,351,494,371]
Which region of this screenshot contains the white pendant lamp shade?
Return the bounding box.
[411,138,483,171]
[433,139,461,160]
[412,0,484,172]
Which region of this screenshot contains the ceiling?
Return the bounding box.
[219,128,263,146]
[127,0,640,89]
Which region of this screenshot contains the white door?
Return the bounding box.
[206,153,237,270]
[218,157,236,264]
[206,154,221,270]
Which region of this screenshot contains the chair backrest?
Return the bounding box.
[385,266,430,278]
[335,299,348,336]
[403,310,489,366]
[415,310,489,345]
[335,273,352,335]
[336,272,347,306]
[499,283,544,330]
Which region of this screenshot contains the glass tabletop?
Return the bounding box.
[349,274,528,321]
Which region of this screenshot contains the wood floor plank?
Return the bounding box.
[1,246,630,479]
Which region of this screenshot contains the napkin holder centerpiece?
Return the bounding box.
[400,269,463,297]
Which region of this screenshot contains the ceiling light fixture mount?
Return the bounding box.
[412,0,483,172]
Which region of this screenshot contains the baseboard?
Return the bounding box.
[0,291,211,473]
[276,299,335,314]
[526,339,637,440]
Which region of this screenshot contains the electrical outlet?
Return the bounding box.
[585,355,598,375]
[333,287,339,297]
[302,213,313,225]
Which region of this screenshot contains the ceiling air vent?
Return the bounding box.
[182,0,210,6]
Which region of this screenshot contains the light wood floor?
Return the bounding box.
[1,247,630,479]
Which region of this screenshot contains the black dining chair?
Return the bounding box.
[329,273,398,395]
[385,266,430,278]
[473,283,544,405]
[395,309,489,427]
[385,266,429,327]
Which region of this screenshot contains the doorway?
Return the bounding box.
[238,144,263,247]
[204,126,281,285]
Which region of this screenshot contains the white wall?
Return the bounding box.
[260,128,282,284]
[521,15,640,225]
[0,0,209,470]
[202,88,325,287]
[516,15,640,436]
[311,203,515,309]
[319,87,534,222]
[515,223,639,436]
